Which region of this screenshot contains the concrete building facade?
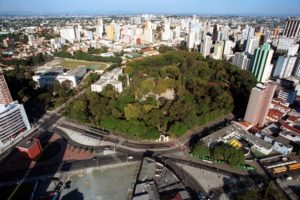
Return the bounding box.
[251,43,274,83]
[244,83,277,127]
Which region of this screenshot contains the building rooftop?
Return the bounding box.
[93,78,108,86]
[275,136,293,148]
[261,123,281,135]
[282,122,300,135]
[272,100,291,111]
[202,124,273,150]
[267,109,284,120]
[280,130,300,139]
[110,80,122,85]
[17,139,38,149]
[64,67,86,76]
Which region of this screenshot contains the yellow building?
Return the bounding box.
[105,25,115,41]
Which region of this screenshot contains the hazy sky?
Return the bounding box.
[0,0,299,16]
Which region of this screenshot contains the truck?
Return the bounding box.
[272,166,287,174]
[288,163,300,171]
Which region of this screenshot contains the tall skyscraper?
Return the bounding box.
[212,24,218,44]
[105,24,115,41]
[293,57,300,77]
[0,68,31,148]
[142,20,153,43]
[244,83,276,127]
[96,18,104,37]
[232,52,250,70]
[245,37,260,55]
[283,18,300,38]
[200,35,212,58]
[0,69,13,105]
[288,44,299,56]
[223,40,234,57]
[273,56,297,78]
[251,43,274,83]
[212,41,224,60]
[60,27,76,42]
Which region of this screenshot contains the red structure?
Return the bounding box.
[136,38,141,45]
[17,138,42,159]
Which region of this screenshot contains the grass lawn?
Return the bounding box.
[58,58,109,69]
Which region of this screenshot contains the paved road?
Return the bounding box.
[0,153,141,182]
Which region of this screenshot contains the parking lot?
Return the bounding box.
[260,155,300,200]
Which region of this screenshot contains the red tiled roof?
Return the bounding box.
[287,115,299,122]
[267,109,284,120]
[233,121,253,130]
[282,123,300,135]
[272,100,291,110]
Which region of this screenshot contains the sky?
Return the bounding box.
[0,0,299,16]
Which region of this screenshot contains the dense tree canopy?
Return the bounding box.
[64,50,256,139]
[53,50,122,64]
[4,66,74,121]
[192,142,245,166]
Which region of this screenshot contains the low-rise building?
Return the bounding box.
[17,138,42,159]
[279,131,300,145]
[273,136,293,155]
[33,67,86,88]
[91,67,123,93]
[202,124,273,155]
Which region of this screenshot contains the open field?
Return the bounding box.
[45,58,110,70]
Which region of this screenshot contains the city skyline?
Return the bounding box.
[0,0,300,16]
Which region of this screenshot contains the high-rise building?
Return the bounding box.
[223,40,234,57]
[60,27,76,42]
[244,83,277,127]
[212,24,218,44]
[0,102,31,146]
[2,38,14,48]
[0,69,13,105]
[288,44,299,56]
[277,37,296,53]
[232,52,250,70]
[105,24,115,41]
[273,27,280,39]
[187,22,201,49]
[245,37,260,55]
[74,25,81,41]
[0,69,31,148]
[200,35,212,58]
[293,57,300,77]
[283,18,300,38]
[273,56,297,78]
[142,20,153,43]
[251,43,274,83]
[96,18,104,37]
[212,41,224,60]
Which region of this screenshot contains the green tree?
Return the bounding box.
[69,100,89,122]
[124,103,143,120]
[192,142,210,158]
